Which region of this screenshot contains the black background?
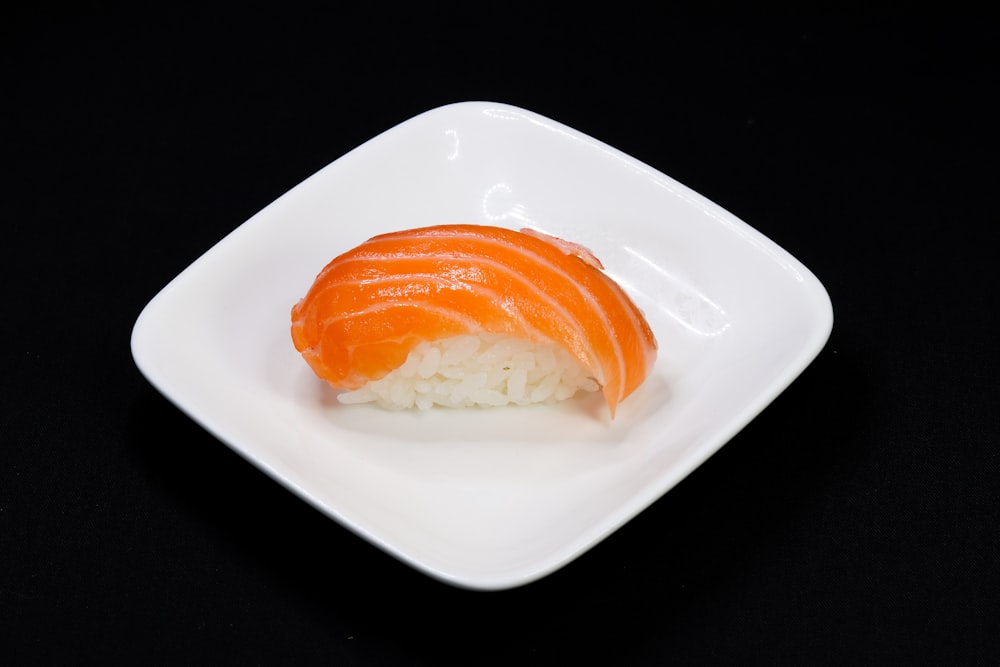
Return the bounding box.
[3,7,998,665]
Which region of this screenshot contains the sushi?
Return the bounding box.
[290,224,657,417]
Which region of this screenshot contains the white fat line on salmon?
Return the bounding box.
[329,253,615,390]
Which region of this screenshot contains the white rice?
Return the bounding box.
[337,334,600,410]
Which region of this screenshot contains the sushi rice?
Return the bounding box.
[338,334,599,410]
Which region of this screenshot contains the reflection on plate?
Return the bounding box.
[131,102,832,590]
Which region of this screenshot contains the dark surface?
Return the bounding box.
[3,8,997,665]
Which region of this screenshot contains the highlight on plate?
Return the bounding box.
[290,224,657,418]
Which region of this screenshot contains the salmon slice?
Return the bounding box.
[290,225,657,417]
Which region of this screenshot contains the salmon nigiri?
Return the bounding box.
[290,224,657,418]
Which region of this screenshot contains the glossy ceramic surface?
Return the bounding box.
[131,102,833,589]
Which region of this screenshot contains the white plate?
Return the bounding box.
[131,102,833,590]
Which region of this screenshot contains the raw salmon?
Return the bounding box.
[290,225,657,417]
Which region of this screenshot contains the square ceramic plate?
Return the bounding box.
[131,102,832,590]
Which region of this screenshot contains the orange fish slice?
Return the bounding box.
[291,225,657,417]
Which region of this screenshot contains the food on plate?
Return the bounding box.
[290,224,656,417]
